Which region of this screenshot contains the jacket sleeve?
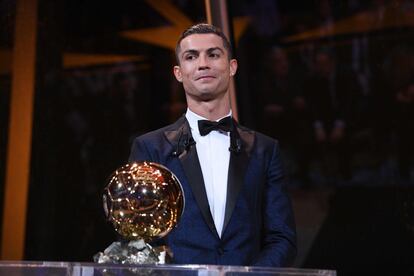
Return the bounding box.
[252,141,297,267]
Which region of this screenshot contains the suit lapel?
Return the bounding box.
[222,124,255,236]
[164,117,218,238]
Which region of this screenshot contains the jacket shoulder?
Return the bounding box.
[133,116,186,143]
[237,123,279,148]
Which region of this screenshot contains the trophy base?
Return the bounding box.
[94,239,165,264]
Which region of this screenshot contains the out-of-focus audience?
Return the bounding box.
[242,0,414,186]
[302,48,362,182]
[379,46,414,182]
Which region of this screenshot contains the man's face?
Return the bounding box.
[271,49,289,77]
[174,33,237,102]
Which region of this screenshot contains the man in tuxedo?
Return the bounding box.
[129,23,296,266]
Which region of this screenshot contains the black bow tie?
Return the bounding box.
[198,116,233,136]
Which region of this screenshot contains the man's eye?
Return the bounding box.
[209,53,220,58]
[185,55,196,60]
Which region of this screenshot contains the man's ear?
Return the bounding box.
[173,66,183,82]
[229,59,238,77]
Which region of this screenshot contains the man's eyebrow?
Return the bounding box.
[181,47,225,58]
[207,47,224,54]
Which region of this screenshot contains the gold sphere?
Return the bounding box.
[103,162,184,242]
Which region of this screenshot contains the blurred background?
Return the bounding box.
[0,0,413,275]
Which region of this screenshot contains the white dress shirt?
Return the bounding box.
[185,108,231,237]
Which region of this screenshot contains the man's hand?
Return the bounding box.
[330,125,345,143]
[315,127,327,143]
[293,96,306,110]
[265,104,285,115]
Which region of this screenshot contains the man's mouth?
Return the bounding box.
[196,75,215,81]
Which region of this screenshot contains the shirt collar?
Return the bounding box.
[185,108,232,136]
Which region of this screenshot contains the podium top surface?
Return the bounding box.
[0,261,336,276]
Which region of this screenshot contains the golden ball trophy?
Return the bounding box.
[94,162,184,264]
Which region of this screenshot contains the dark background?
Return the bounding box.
[0,0,413,275]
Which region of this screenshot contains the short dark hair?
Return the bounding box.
[175,23,233,64]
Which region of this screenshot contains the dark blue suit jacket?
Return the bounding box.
[129,116,296,267]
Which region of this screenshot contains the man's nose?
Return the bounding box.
[198,54,209,70]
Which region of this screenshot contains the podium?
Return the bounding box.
[0,261,336,275]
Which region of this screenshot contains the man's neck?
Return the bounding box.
[187,99,231,121]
